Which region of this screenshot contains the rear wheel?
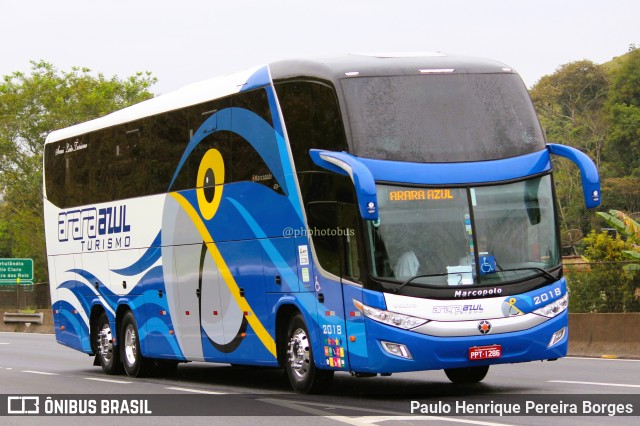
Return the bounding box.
[444,365,489,384]
[95,313,123,374]
[285,313,333,394]
[120,311,150,377]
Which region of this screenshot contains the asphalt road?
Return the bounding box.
[1,332,639,425]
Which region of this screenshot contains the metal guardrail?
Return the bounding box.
[3,312,44,325]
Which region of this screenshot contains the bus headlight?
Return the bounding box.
[533,293,569,318]
[353,299,428,329]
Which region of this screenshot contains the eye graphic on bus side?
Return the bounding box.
[196,149,225,220]
[203,169,215,202]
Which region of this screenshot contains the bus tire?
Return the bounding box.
[444,365,489,384]
[120,311,149,377]
[285,313,333,394]
[95,312,123,375]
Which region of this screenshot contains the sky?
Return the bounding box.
[3,0,640,95]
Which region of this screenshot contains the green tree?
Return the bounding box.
[597,209,640,271]
[530,60,609,236]
[530,60,609,165]
[567,231,640,312]
[605,104,640,176]
[601,177,640,216]
[604,46,640,177]
[0,61,156,283]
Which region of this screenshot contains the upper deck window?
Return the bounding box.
[341,73,545,162]
[274,80,348,172]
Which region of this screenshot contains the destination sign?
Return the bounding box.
[388,189,455,201]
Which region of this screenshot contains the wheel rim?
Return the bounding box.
[287,327,310,379]
[97,323,114,363]
[124,325,138,365]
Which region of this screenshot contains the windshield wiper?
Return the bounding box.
[393,267,557,294]
[493,266,557,281]
[394,273,450,294]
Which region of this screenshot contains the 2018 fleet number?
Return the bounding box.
[533,287,562,305]
[322,325,342,335]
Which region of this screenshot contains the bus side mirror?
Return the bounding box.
[547,144,601,209]
[309,149,379,220]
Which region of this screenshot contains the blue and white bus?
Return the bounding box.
[43,53,600,393]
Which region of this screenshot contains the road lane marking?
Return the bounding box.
[0,342,10,345]
[549,380,640,388]
[22,370,58,376]
[84,377,133,384]
[259,399,388,426]
[259,398,516,426]
[165,386,229,394]
[0,332,53,337]
[568,356,640,362]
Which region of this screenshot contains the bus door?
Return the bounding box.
[307,201,362,371]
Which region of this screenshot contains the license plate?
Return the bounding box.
[468,344,502,360]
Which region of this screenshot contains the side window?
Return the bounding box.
[302,172,362,280]
[274,80,348,172]
[173,89,283,193]
[44,142,65,206]
[152,109,190,193]
[233,87,273,126]
[230,89,283,193]
[45,135,95,207]
[44,88,287,208]
[306,201,361,280]
[132,114,176,196]
[339,203,361,279]
[65,136,91,207]
[307,202,341,276]
[95,127,116,203]
[81,132,102,205]
[113,122,143,200]
[183,98,232,191]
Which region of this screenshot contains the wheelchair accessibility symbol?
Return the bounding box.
[479,254,497,275]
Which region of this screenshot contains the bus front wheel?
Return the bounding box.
[285,314,333,394]
[444,365,489,384]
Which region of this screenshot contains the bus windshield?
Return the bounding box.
[341,73,545,162]
[368,175,559,287]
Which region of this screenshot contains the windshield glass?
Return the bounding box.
[368,175,559,286]
[341,73,545,162]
